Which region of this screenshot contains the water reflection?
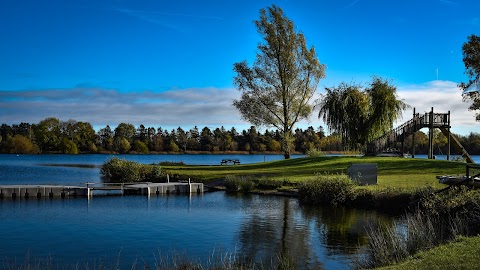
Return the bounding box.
[235,195,394,269]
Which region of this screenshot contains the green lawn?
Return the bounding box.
[163,156,467,190]
[377,236,480,270]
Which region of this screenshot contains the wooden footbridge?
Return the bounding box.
[367,107,474,163]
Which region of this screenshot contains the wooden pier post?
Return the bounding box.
[412,108,416,158]
[447,111,451,161]
[428,107,434,159]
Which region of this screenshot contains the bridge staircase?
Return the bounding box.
[367,107,474,163]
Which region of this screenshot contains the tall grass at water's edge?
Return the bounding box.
[1,250,297,270]
[359,187,480,269]
[374,236,480,270]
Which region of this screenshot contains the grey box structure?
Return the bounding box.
[347,163,378,185]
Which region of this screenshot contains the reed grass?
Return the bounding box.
[1,250,296,270]
[375,236,480,270]
[361,188,480,268]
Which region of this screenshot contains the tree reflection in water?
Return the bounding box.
[233,194,395,269]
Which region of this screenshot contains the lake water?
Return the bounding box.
[0,192,390,269]
[0,154,304,185]
[1,153,477,269]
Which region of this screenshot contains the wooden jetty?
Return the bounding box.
[367,107,474,163]
[0,181,204,199]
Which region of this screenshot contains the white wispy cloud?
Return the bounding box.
[0,87,244,129]
[397,80,478,134]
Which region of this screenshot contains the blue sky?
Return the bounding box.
[1,0,479,134]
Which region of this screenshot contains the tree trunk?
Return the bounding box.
[282,129,291,159]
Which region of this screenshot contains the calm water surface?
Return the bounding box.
[3,154,473,268]
[0,193,390,269]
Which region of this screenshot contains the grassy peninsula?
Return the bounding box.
[162,156,466,190]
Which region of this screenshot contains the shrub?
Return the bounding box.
[224,175,255,192]
[101,157,165,183]
[144,164,165,182]
[224,176,242,192]
[305,147,324,157]
[159,161,186,166]
[240,179,255,192]
[256,177,284,189]
[298,174,356,206]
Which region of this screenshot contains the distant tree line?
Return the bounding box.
[0,117,337,154]
[0,117,478,156]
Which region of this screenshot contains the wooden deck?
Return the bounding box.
[0,182,204,199]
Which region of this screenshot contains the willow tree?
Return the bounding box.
[318,77,408,150]
[233,5,325,159]
[459,34,480,121]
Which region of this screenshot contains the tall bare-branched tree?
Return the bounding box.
[459,34,480,121]
[318,77,408,150]
[233,5,326,159]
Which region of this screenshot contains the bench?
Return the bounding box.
[220,159,241,165]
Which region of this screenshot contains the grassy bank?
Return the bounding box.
[376,236,480,270]
[162,156,466,190]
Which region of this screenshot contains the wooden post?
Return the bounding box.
[412,108,416,158]
[428,107,434,159]
[447,111,451,161]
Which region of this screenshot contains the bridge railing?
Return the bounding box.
[367,112,450,155]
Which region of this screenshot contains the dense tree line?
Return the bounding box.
[0,117,336,154]
[0,118,478,155]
